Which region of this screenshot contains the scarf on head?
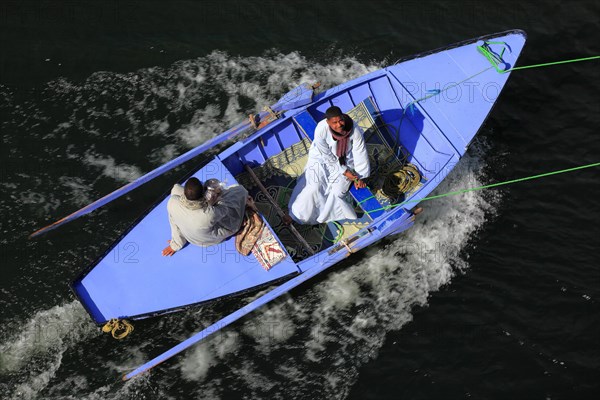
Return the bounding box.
[179,179,223,210]
[330,114,353,166]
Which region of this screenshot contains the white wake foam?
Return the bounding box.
[81,152,143,184]
[171,51,380,149]
[1,50,499,399]
[176,143,497,400]
[0,301,97,399]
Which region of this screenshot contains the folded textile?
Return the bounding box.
[235,209,265,256]
[235,208,287,270]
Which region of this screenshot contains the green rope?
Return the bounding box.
[388,64,493,160]
[357,195,377,205]
[278,178,297,208]
[392,44,598,162]
[321,221,344,243]
[405,66,492,111]
[367,162,600,214]
[505,55,600,72]
[332,221,344,243]
[477,41,599,73]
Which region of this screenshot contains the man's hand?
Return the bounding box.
[343,170,357,180]
[162,240,176,257]
[343,170,366,189]
[353,179,366,189]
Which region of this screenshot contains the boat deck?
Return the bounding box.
[73,159,300,324]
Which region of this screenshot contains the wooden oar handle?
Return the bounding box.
[244,165,314,255]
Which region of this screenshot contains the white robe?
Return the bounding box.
[289,118,370,224]
[167,183,248,250]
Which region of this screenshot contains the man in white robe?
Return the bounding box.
[288,106,370,225]
[162,177,248,256]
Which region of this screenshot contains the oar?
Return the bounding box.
[29,83,319,239]
[29,118,252,239]
[123,255,335,380]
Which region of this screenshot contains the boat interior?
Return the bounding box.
[219,74,455,260]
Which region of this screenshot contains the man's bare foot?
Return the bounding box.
[412,207,424,216]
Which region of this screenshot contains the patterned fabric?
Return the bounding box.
[251,226,286,271]
[235,208,287,270]
[235,138,311,188]
[235,209,265,256]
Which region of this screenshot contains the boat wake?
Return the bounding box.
[0,50,500,399]
[174,139,498,399]
[0,302,96,399]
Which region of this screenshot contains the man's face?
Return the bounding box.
[327,116,345,134]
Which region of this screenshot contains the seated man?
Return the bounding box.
[288,106,370,225]
[162,177,248,256]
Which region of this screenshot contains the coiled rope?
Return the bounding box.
[102,319,134,339]
[380,163,422,198]
[369,162,600,214]
[321,221,344,243]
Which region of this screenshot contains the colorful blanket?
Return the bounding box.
[236,209,286,271]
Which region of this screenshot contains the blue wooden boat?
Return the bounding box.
[34,30,527,379]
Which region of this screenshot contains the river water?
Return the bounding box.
[1,1,598,399]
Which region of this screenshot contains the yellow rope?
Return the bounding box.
[381,163,422,198]
[102,319,134,339]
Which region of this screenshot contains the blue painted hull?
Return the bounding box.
[73,30,527,325]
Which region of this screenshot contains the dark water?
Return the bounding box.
[1,1,599,399]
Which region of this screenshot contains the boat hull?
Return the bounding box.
[73,30,527,325]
